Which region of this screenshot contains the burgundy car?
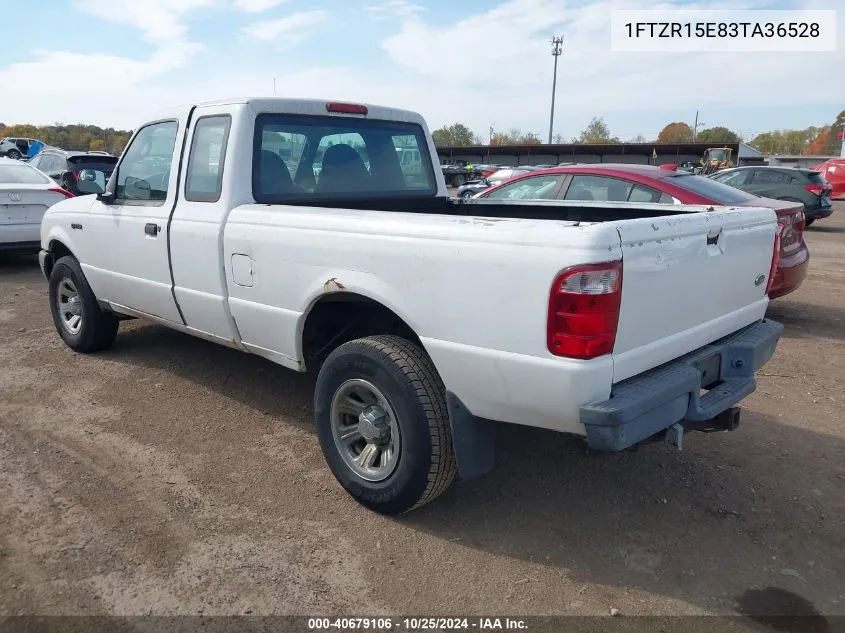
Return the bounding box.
[476,164,808,299]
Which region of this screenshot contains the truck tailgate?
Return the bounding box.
[612,207,778,383]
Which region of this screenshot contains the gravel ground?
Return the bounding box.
[1,204,844,622]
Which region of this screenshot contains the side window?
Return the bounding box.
[185,115,231,202]
[485,175,562,200]
[116,121,178,204]
[752,170,788,184]
[28,154,43,169]
[658,192,677,204]
[563,175,633,202]
[628,184,662,203]
[714,170,749,187]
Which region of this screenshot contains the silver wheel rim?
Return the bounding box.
[330,378,401,482]
[56,278,83,335]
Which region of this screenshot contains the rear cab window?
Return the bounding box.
[252,114,437,202]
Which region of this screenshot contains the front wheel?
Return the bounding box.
[7,149,21,160]
[460,190,475,199]
[313,335,457,514]
[49,256,119,353]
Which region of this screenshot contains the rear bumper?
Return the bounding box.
[580,318,783,452]
[769,244,809,300]
[805,202,833,221]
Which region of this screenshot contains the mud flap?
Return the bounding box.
[446,392,495,480]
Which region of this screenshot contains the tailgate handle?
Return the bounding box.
[706,227,722,246]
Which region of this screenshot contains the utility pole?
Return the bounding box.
[273,77,277,96]
[693,110,700,142]
[548,36,563,145]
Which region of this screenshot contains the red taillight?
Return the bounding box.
[765,224,783,296]
[547,261,623,360]
[325,102,368,115]
[48,187,74,199]
[805,184,824,195]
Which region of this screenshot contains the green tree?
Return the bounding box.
[491,129,542,145]
[656,122,693,143]
[577,117,619,143]
[695,126,740,144]
[431,123,478,147]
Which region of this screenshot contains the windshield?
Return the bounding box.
[667,173,758,204]
[0,163,52,184]
[707,149,728,162]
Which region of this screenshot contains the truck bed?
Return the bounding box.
[287,194,710,222]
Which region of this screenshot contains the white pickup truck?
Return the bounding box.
[39,98,784,514]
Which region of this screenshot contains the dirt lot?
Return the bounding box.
[1,205,844,621]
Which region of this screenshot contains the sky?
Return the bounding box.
[1,0,843,142]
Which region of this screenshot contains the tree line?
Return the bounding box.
[432,110,845,156]
[0,122,132,155]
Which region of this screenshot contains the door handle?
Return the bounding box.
[144,223,160,237]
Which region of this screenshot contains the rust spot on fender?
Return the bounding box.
[323,277,346,291]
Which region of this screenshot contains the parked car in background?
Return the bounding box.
[0,137,45,160]
[475,163,808,299]
[28,149,119,196]
[455,166,537,198]
[709,166,833,226]
[811,158,845,200]
[0,158,72,253]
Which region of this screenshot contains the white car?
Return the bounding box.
[0,158,72,253]
[38,98,783,514]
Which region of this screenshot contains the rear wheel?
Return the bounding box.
[7,149,21,160]
[451,174,465,188]
[313,335,457,514]
[460,189,475,199]
[49,256,119,353]
[805,218,815,227]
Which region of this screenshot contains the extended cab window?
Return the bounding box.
[253,114,436,202]
[116,121,178,204]
[185,115,232,202]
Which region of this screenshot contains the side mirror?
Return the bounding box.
[76,169,106,195]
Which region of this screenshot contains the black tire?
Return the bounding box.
[48,256,119,353]
[451,174,465,188]
[460,190,475,199]
[314,335,457,514]
[7,149,21,160]
[805,218,815,227]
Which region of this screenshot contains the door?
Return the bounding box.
[168,107,239,341]
[80,118,186,322]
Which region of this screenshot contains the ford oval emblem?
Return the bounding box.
[754,274,765,286]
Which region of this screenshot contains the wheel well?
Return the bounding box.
[301,293,422,373]
[44,241,75,278]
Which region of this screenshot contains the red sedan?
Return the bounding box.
[475,163,808,299]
